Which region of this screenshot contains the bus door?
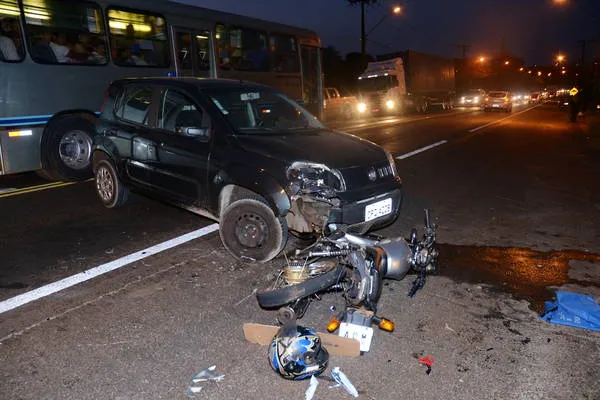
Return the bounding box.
[300,45,323,119]
[172,27,215,78]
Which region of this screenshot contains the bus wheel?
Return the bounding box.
[41,116,95,181]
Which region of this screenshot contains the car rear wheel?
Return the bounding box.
[93,153,129,208]
[220,196,288,263]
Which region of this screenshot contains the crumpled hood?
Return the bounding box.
[232,129,387,168]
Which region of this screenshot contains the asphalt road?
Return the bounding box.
[0,103,599,399]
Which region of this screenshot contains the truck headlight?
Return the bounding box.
[385,100,395,109]
[287,161,346,196]
[357,102,368,113]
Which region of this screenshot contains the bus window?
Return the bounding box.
[215,23,230,70]
[270,34,299,73]
[0,0,25,62]
[229,27,268,72]
[107,8,168,68]
[22,0,107,65]
[216,24,268,72]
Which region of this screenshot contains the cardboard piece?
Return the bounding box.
[243,323,361,357]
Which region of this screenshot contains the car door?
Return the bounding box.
[112,84,160,188]
[146,87,211,204]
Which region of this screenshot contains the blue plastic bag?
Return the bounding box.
[542,291,600,332]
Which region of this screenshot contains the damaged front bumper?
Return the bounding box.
[285,186,402,235]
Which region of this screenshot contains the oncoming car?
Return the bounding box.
[458,89,485,108]
[92,78,402,263]
[483,91,513,112]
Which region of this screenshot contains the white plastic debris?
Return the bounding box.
[192,365,225,383]
[330,367,359,398]
[305,375,319,400]
[186,365,224,397]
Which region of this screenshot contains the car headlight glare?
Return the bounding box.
[357,102,367,113]
[385,100,395,109]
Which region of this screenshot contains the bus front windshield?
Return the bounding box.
[204,87,325,134]
[358,75,398,93]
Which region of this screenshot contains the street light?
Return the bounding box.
[477,56,486,63]
[361,5,402,55]
[556,54,566,63]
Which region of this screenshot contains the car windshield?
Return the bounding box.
[489,92,506,98]
[464,90,481,97]
[203,86,325,133]
[358,75,399,92]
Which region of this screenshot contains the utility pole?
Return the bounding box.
[454,44,470,59]
[361,2,366,55]
[454,44,471,90]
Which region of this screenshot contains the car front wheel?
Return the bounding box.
[220,197,288,263]
[93,153,129,208]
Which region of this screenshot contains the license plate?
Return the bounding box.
[492,104,500,108]
[364,198,392,222]
[338,322,374,352]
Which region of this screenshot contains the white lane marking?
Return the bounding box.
[468,105,538,133]
[0,224,219,314]
[342,110,475,133]
[396,140,448,160]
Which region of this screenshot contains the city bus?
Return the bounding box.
[0,0,323,180]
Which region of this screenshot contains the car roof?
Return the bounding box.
[110,77,272,91]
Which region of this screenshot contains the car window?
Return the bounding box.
[158,89,208,135]
[489,92,506,98]
[119,86,154,125]
[203,86,325,133]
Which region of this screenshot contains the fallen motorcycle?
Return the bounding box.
[256,209,439,322]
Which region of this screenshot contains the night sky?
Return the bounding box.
[173,0,600,65]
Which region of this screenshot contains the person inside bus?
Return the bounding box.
[121,44,148,66]
[69,32,93,62]
[38,31,71,63]
[0,24,19,61]
[87,43,107,64]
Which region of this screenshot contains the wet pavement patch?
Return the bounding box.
[436,244,600,313]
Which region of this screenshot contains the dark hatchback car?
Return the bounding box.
[92,77,402,262]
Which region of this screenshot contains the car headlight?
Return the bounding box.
[287,161,346,196]
[474,96,480,103]
[386,151,399,178]
[357,102,367,113]
[385,100,395,109]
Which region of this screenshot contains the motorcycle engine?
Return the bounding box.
[283,259,338,284]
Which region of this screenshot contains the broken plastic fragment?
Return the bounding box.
[186,386,203,398]
[418,356,434,375]
[192,365,225,383]
[305,375,319,400]
[331,367,358,397]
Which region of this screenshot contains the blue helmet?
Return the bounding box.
[269,325,329,380]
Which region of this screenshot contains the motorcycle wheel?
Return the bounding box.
[256,264,346,308]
